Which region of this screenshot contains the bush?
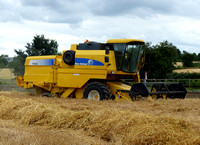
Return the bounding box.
[181,51,195,67]
[169,73,200,79]
[191,80,200,87]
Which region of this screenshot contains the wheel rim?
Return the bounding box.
[88,90,100,101]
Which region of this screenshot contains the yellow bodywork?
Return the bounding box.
[17,39,144,100]
[107,39,144,43]
[106,82,132,101]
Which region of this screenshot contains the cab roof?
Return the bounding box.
[107,39,145,44]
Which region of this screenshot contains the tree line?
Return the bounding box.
[141,41,200,79]
[0,35,199,79]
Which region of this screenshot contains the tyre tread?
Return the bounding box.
[83,82,111,100]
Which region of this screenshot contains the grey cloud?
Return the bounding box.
[22,0,89,24]
[0,0,86,23]
[21,0,88,16]
[87,0,200,18]
[18,6,82,24]
[0,1,23,22]
[0,11,22,22]
[87,0,173,16]
[0,0,200,24]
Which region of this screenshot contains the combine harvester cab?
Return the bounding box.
[17,39,187,100]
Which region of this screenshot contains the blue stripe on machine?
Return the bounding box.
[75,58,104,66]
[29,59,55,65]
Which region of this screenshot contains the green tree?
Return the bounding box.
[25,35,58,56]
[0,55,8,68]
[193,53,200,61]
[142,41,179,79]
[176,49,182,61]
[181,51,195,67]
[197,53,200,61]
[11,35,59,76]
[8,50,27,76]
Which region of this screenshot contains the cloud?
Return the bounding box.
[0,0,85,23]
[1,0,200,24]
[0,0,200,57]
[87,0,172,17]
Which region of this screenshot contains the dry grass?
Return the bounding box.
[0,68,15,79]
[174,62,183,67]
[0,91,200,145]
[173,68,200,73]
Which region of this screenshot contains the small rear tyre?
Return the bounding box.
[83,82,111,101]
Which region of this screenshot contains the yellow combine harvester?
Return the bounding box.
[17,39,187,100]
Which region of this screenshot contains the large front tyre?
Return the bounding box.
[83,82,111,101]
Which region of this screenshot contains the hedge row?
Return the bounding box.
[168,73,200,79]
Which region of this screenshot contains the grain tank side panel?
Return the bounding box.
[24,56,57,84]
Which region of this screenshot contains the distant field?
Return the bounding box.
[173,68,200,73]
[174,62,183,67]
[0,91,199,145]
[0,68,15,79]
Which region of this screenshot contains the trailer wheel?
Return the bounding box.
[83,82,111,101]
[63,50,75,65]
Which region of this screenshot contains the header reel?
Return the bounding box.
[129,83,187,100]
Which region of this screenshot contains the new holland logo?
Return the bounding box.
[75,58,104,66]
[88,59,94,65]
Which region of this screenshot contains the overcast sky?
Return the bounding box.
[0,0,200,57]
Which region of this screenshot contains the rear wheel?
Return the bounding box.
[83,82,111,101]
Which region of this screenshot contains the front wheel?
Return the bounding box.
[83,82,111,101]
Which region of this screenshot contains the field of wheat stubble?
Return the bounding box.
[0,91,199,145]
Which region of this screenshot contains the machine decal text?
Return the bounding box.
[75,58,104,66]
[29,59,55,65]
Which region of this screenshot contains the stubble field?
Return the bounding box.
[0,91,200,145]
[173,68,200,73]
[0,69,14,79]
